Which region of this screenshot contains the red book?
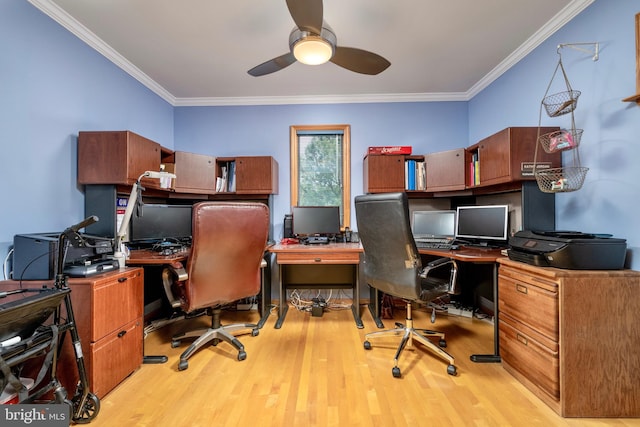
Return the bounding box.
[367,146,412,155]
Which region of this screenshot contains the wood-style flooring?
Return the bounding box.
[87,304,640,426]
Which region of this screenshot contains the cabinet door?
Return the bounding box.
[78,131,161,185]
[235,156,278,194]
[425,148,465,192]
[363,155,405,193]
[172,151,216,194]
[477,128,511,185]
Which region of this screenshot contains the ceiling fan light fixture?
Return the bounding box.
[293,36,333,65]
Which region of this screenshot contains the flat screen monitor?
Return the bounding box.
[129,204,192,243]
[292,206,341,236]
[411,210,456,239]
[455,205,509,244]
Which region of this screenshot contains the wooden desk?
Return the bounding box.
[418,246,504,363]
[268,242,363,329]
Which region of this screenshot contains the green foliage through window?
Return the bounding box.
[297,134,343,211]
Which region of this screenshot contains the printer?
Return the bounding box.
[13,232,114,280]
[507,230,627,270]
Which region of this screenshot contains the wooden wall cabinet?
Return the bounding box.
[78,131,162,187]
[59,268,144,398]
[497,258,640,417]
[466,127,561,188]
[363,155,427,193]
[215,156,279,194]
[425,148,466,192]
[77,131,278,198]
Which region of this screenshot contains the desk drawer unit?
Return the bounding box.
[59,268,144,399]
[277,251,360,265]
[498,267,558,340]
[497,258,640,417]
[499,313,559,399]
[90,317,143,398]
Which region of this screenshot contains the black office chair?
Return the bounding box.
[355,192,458,377]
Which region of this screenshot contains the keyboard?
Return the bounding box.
[415,238,455,250]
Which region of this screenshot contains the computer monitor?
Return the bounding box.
[292,206,341,237]
[455,205,509,246]
[129,204,192,243]
[411,210,456,239]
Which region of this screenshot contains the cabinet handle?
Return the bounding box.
[314,258,322,262]
[516,333,528,346]
[515,284,528,294]
[117,330,127,338]
[118,277,128,283]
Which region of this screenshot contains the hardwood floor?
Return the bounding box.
[88,305,639,426]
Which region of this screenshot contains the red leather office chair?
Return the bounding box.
[168,201,269,371]
[355,192,458,377]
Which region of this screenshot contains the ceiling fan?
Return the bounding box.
[247,0,390,77]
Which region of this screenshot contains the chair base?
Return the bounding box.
[171,308,259,371]
[364,303,456,377]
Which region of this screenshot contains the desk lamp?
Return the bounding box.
[113,170,176,266]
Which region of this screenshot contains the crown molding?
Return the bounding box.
[28,0,176,105]
[467,0,595,98]
[29,0,594,107]
[173,92,469,107]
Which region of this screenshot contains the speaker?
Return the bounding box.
[283,214,293,238]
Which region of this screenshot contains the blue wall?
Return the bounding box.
[0,1,173,267]
[2,0,638,273]
[174,102,468,239]
[469,0,640,267]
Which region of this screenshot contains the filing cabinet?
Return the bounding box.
[498,258,640,417]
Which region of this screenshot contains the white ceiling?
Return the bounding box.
[30,0,593,106]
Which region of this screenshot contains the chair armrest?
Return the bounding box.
[419,258,459,295]
[162,262,187,309]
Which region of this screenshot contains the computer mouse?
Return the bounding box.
[450,244,460,250]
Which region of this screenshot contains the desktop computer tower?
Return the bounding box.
[283,214,293,238]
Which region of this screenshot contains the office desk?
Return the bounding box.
[268,242,363,329]
[419,246,504,363]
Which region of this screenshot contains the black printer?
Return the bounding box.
[507,230,627,270]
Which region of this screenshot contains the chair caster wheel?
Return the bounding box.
[238,351,247,361]
[392,367,401,378]
[171,340,181,348]
[178,360,189,371]
[363,340,371,350]
[447,365,457,376]
[251,328,259,337]
[439,339,447,348]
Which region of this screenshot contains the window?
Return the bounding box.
[290,124,351,230]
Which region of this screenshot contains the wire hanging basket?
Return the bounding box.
[533,53,588,193]
[534,166,589,193]
[537,128,583,153]
[541,57,581,117]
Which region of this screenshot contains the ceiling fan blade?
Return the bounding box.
[286,0,323,34]
[331,46,390,75]
[247,52,297,76]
